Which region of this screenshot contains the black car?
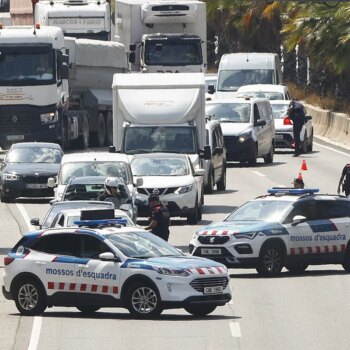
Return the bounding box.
[0,142,63,202]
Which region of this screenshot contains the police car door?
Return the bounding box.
[28,233,76,297]
[75,234,121,302]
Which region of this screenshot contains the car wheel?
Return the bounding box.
[90,113,106,147]
[307,131,313,152]
[205,169,214,194]
[187,203,199,225]
[14,279,47,316]
[76,306,100,314]
[127,282,162,318]
[285,264,308,274]
[197,205,202,222]
[256,242,284,277]
[217,165,226,191]
[302,132,308,153]
[1,192,13,203]
[248,145,257,166]
[185,304,217,317]
[263,142,274,164]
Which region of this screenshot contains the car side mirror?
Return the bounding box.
[214,147,223,155]
[135,177,143,187]
[47,177,56,188]
[255,119,266,127]
[306,115,312,120]
[208,84,215,94]
[203,145,211,160]
[291,215,307,226]
[30,218,40,226]
[99,252,120,262]
[195,168,205,176]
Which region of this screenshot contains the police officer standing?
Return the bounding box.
[145,193,170,241]
[287,100,308,156]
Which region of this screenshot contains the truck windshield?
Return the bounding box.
[144,39,202,66]
[0,46,55,86]
[217,69,274,92]
[124,126,197,155]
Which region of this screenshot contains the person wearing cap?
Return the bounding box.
[287,100,308,156]
[293,178,305,189]
[145,193,170,241]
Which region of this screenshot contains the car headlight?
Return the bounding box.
[175,184,193,194]
[2,173,20,181]
[154,267,190,277]
[40,111,58,124]
[238,132,252,143]
[234,231,259,239]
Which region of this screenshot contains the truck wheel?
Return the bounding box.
[127,282,162,318]
[91,113,106,147]
[106,112,113,146]
[217,166,226,191]
[76,306,100,314]
[256,242,284,277]
[14,278,47,316]
[205,169,214,194]
[185,304,216,317]
[76,116,89,149]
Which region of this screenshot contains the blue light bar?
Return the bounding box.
[73,219,128,227]
[268,188,319,195]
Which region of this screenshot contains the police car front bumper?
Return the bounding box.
[2,285,12,300]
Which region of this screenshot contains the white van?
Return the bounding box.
[205,98,275,165]
[213,53,283,99]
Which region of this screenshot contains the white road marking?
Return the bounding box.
[251,170,266,177]
[314,141,350,156]
[27,316,42,350]
[229,321,242,338]
[16,203,35,231]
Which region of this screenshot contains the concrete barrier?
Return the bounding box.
[304,104,331,136]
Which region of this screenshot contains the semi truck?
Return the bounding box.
[111,72,210,170]
[114,0,207,73]
[0,25,127,150]
[34,0,111,40]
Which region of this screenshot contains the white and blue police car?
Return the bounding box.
[2,219,231,317]
[189,189,350,276]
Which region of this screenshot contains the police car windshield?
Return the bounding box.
[225,200,293,222]
[105,231,182,258]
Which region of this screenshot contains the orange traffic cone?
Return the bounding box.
[301,160,308,171]
[298,172,303,180]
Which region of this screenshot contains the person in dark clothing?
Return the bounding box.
[287,100,308,156]
[145,193,170,241]
[337,164,350,197]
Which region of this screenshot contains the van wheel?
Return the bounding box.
[264,143,274,164]
[91,113,106,147]
[248,145,257,166]
[205,169,214,194]
[217,166,226,191]
[106,112,113,146]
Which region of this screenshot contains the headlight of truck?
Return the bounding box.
[2,173,20,181]
[154,267,190,277]
[175,185,193,194]
[238,132,252,143]
[40,111,58,124]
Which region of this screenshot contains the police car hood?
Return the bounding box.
[4,163,60,176]
[197,220,284,235]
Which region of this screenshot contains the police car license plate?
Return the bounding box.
[26,184,48,189]
[275,134,284,140]
[204,286,224,294]
[201,248,221,255]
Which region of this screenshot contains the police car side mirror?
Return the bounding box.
[291,215,307,226]
[99,252,120,262]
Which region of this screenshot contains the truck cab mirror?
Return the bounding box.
[129,52,136,64]
[47,177,56,188]
[58,53,69,80]
[134,177,143,187]
[59,64,69,80]
[203,145,211,160]
[208,84,215,94]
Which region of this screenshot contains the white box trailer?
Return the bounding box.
[115,0,207,73]
[112,72,208,168]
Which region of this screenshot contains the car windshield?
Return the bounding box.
[59,162,129,185]
[206,103,251,123]
[271,104,289,119]
[237,91,284,100]
[225,200,293,223]
[7,147,62,163]
[131,157,189,176]
[105,231,183,258]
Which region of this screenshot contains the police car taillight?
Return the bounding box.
[4,257,15,266]
[283,117,293,125]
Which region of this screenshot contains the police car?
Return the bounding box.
[189,189,350,276]
[2,218,231,317]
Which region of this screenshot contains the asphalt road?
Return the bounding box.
[0,140,349,350]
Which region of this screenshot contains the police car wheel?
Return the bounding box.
[76,306,100,314]
[285,264,308,274]
[14,279,47,316]
[185,304,217,317]
[342,249,350,272]
[127,282,162,317]
[257,242,284,277]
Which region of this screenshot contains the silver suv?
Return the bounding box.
[203,120,227,193]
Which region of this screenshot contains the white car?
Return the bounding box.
[270,100,313,153]
[48,152,142,202]
[2,221,231,317]
[189,188,350,276]
[131,153,205,224]
[236,84,291,100]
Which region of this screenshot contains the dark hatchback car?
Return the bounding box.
[0,142,63,202]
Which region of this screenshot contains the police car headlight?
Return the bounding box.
[238,132,252,143]
[154,267,190,277]
[175,185,193,194]
[234,231,259,239]
[40,111,58,124]
[2,173,20,181]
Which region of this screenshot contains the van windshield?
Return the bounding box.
[206,103,251,123]
[218,69,274,92]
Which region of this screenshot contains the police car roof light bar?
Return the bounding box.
[268,188,319,195]
[73,219,128,227]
